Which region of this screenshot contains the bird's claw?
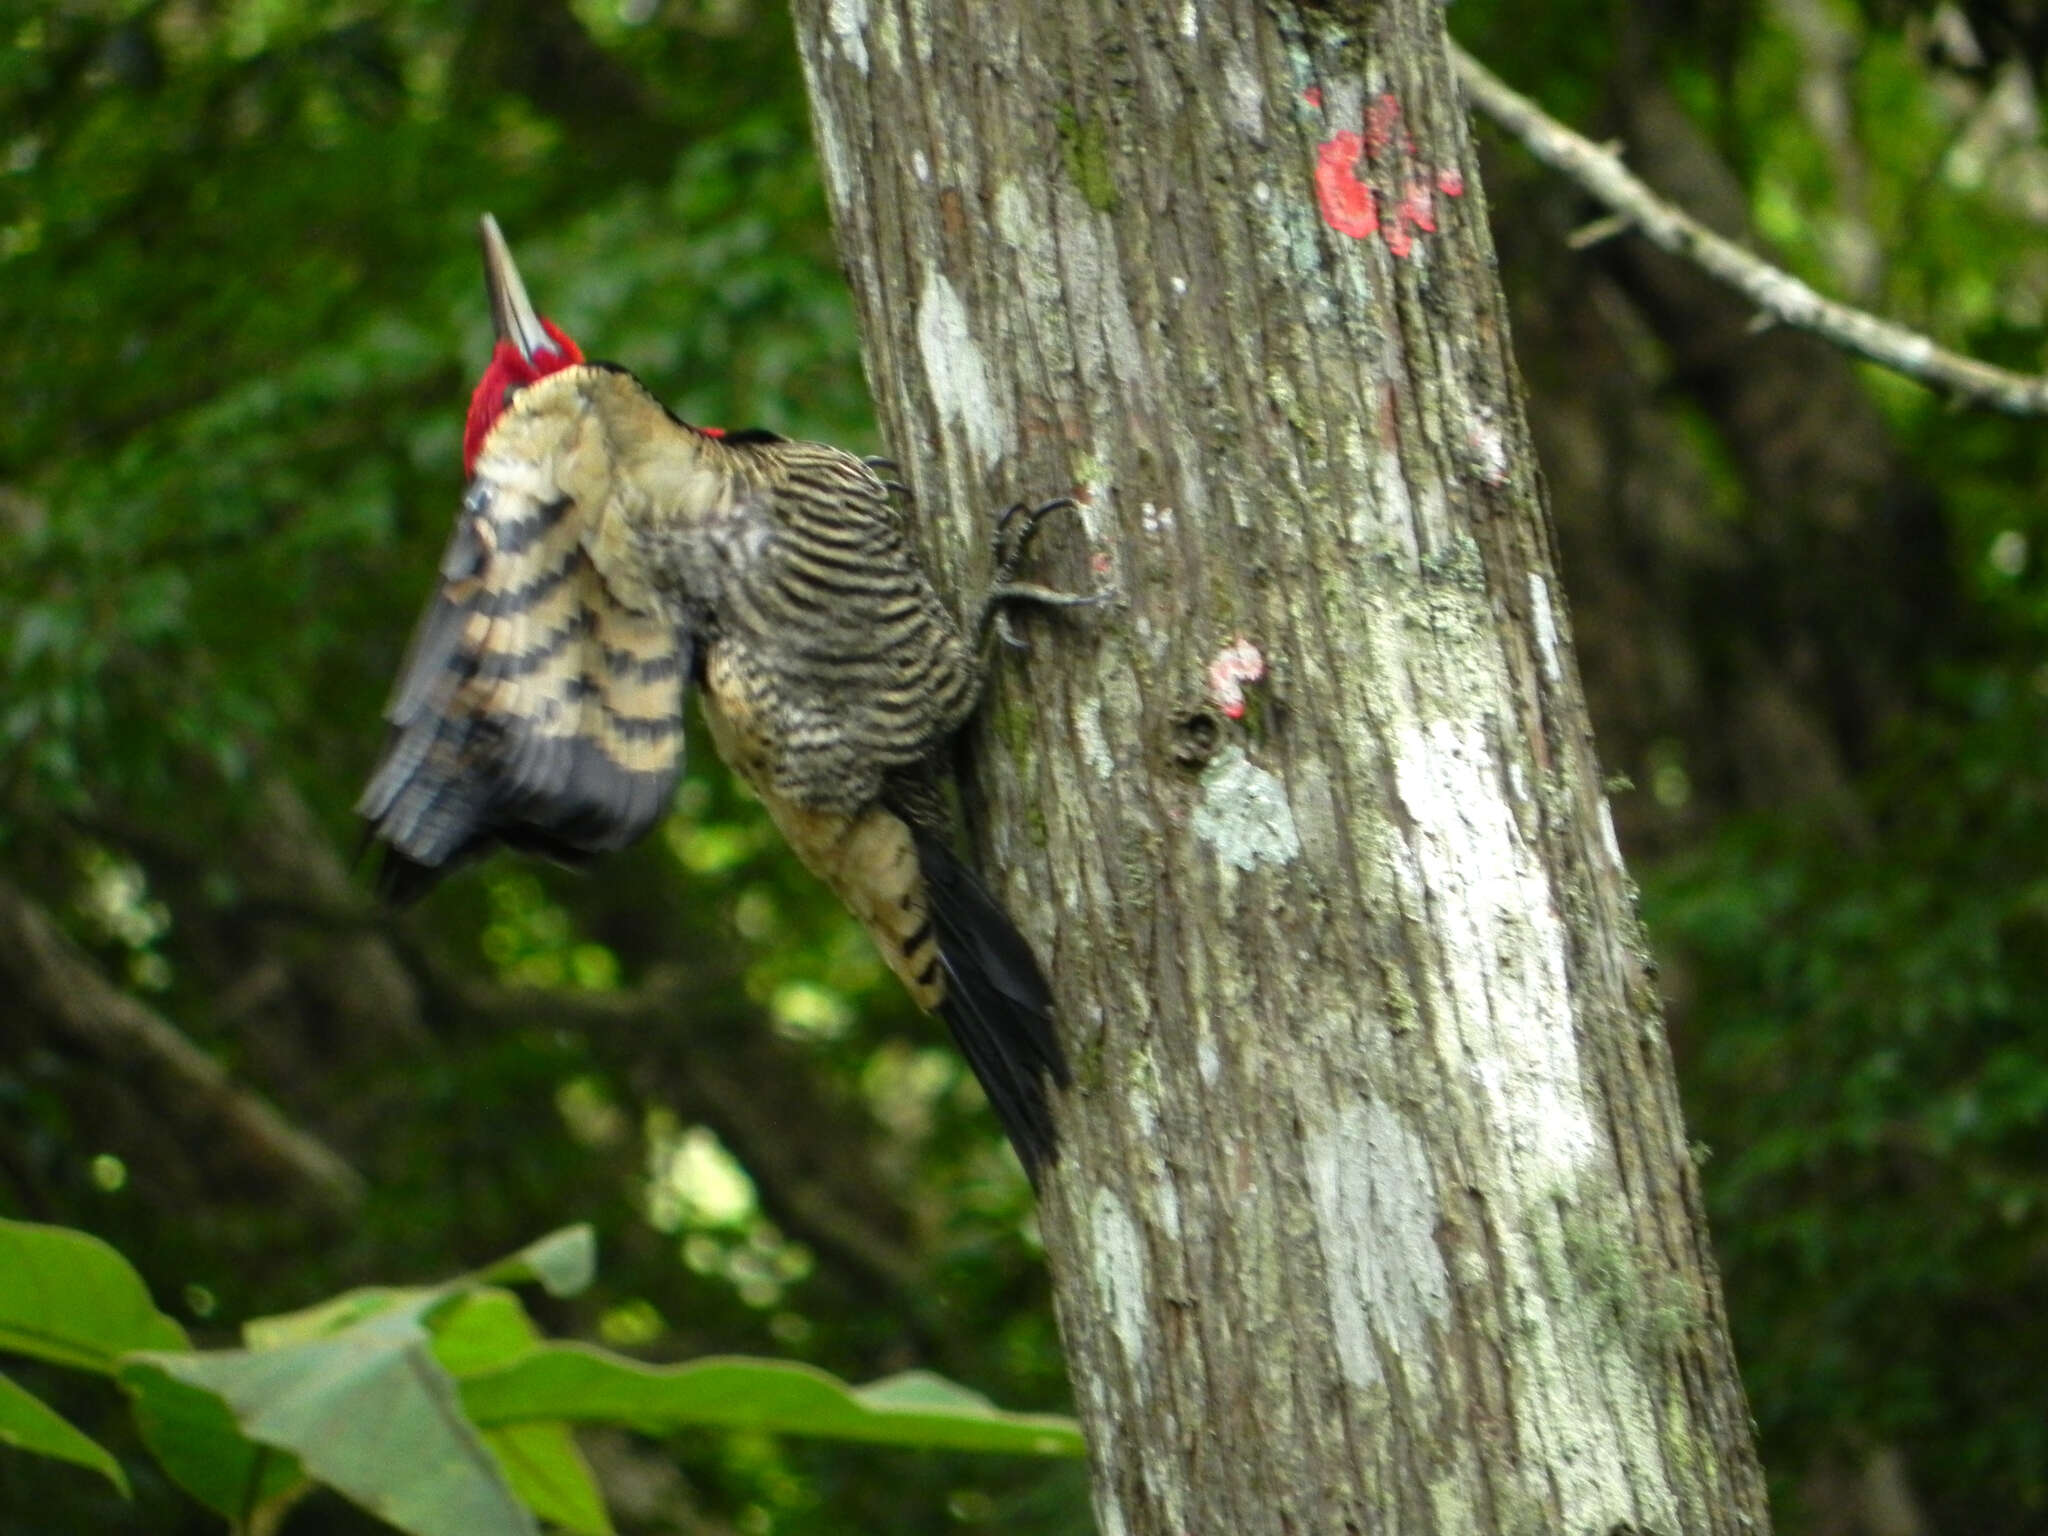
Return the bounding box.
[991,497,1081,588]
[977,497,1112,650]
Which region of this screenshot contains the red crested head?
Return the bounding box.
[462,214,592,475]
[461,318,583,475]
[461,216,727,472]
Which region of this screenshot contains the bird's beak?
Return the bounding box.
[478,213,557,366]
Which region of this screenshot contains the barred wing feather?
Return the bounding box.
[359,474,687,900]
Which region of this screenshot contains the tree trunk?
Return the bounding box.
[788,3,1772,1532]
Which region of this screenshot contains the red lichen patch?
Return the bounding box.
[1303,86,1323,109]
[1399,180,1436,234]
[1206,637,1266,722]
[1314,94,1457,255]
[1314,132,1377,240]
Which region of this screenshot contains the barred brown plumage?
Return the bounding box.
[359,215,1095,1177]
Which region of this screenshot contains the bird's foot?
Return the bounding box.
[977,497,1115,650]
[862,456,913,501]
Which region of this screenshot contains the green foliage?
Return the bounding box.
[0,1220,191,1371]
[0,1218,1079,1534]
[2,3,1073,1532]
[460,1353,1085,1457]
[0,1371,129,1497]
[122,1361,309,1531]
[1652,676,2048,1525]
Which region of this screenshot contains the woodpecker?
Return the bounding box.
[359,215,1090,1177]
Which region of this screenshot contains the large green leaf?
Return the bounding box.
[242,1286,423,1350]
[0,1368,129,1494]
[125,1246,608,1534]
[0,1219,189,1373]
[462,1349,1086,1457]
[429,1288,543,1377]
[120,1359,307,1524]
[430,1289,612,1536]
[236,1225,591,1355]
[480,1419,614,1536]
[130,1297,537,1536]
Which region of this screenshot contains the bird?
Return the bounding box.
[358,215,1094,1178]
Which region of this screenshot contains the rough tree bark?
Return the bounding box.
[788,3,1772,1532]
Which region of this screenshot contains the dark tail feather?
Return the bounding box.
[912,830,1070,1181]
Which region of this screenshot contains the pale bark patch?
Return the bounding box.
[1076,700,1114,781]
[871,2,902,70]
[807,83,857,210]
[826,0,870,73]
[993,183,1067,370]
[1362,444,1419,554]
[1190,747,1302,872]
[900,0,932,62]
[1598,794,1626,870]
[1125,1056,1182,1239]
[1528,571,1566,686]
[1222,54,1266,140]
[915,268,1008,471]
[1304,1099,1452,1392]
[1048,186,1148,390]
[1089,1188,1151,1379]
[1390,719,1595,1185]
[1468,413,1511,485]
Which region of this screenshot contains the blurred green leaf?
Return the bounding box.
[153,1241,607,1534]
[473,1223,597,1299]
[119,1358,308,1523]
[131,1299,536,1536]
[479,1417,613,1536]
[463,1350,1086,1458]
[431,1289,613,1536]
[429,1288,544,1377]
[242,1286,426,1350]
[0,1370,129,1495]
[0,1220,189,1374]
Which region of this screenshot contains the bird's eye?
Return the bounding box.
[501,384,519,409]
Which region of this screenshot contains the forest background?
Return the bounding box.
[4,0,2047,1532]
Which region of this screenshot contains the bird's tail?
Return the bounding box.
[912,829,1069,1181]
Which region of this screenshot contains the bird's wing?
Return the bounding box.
[358,470,688,900]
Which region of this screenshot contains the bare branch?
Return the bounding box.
[0,877,365,1215]
[1451,41,2048,416]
